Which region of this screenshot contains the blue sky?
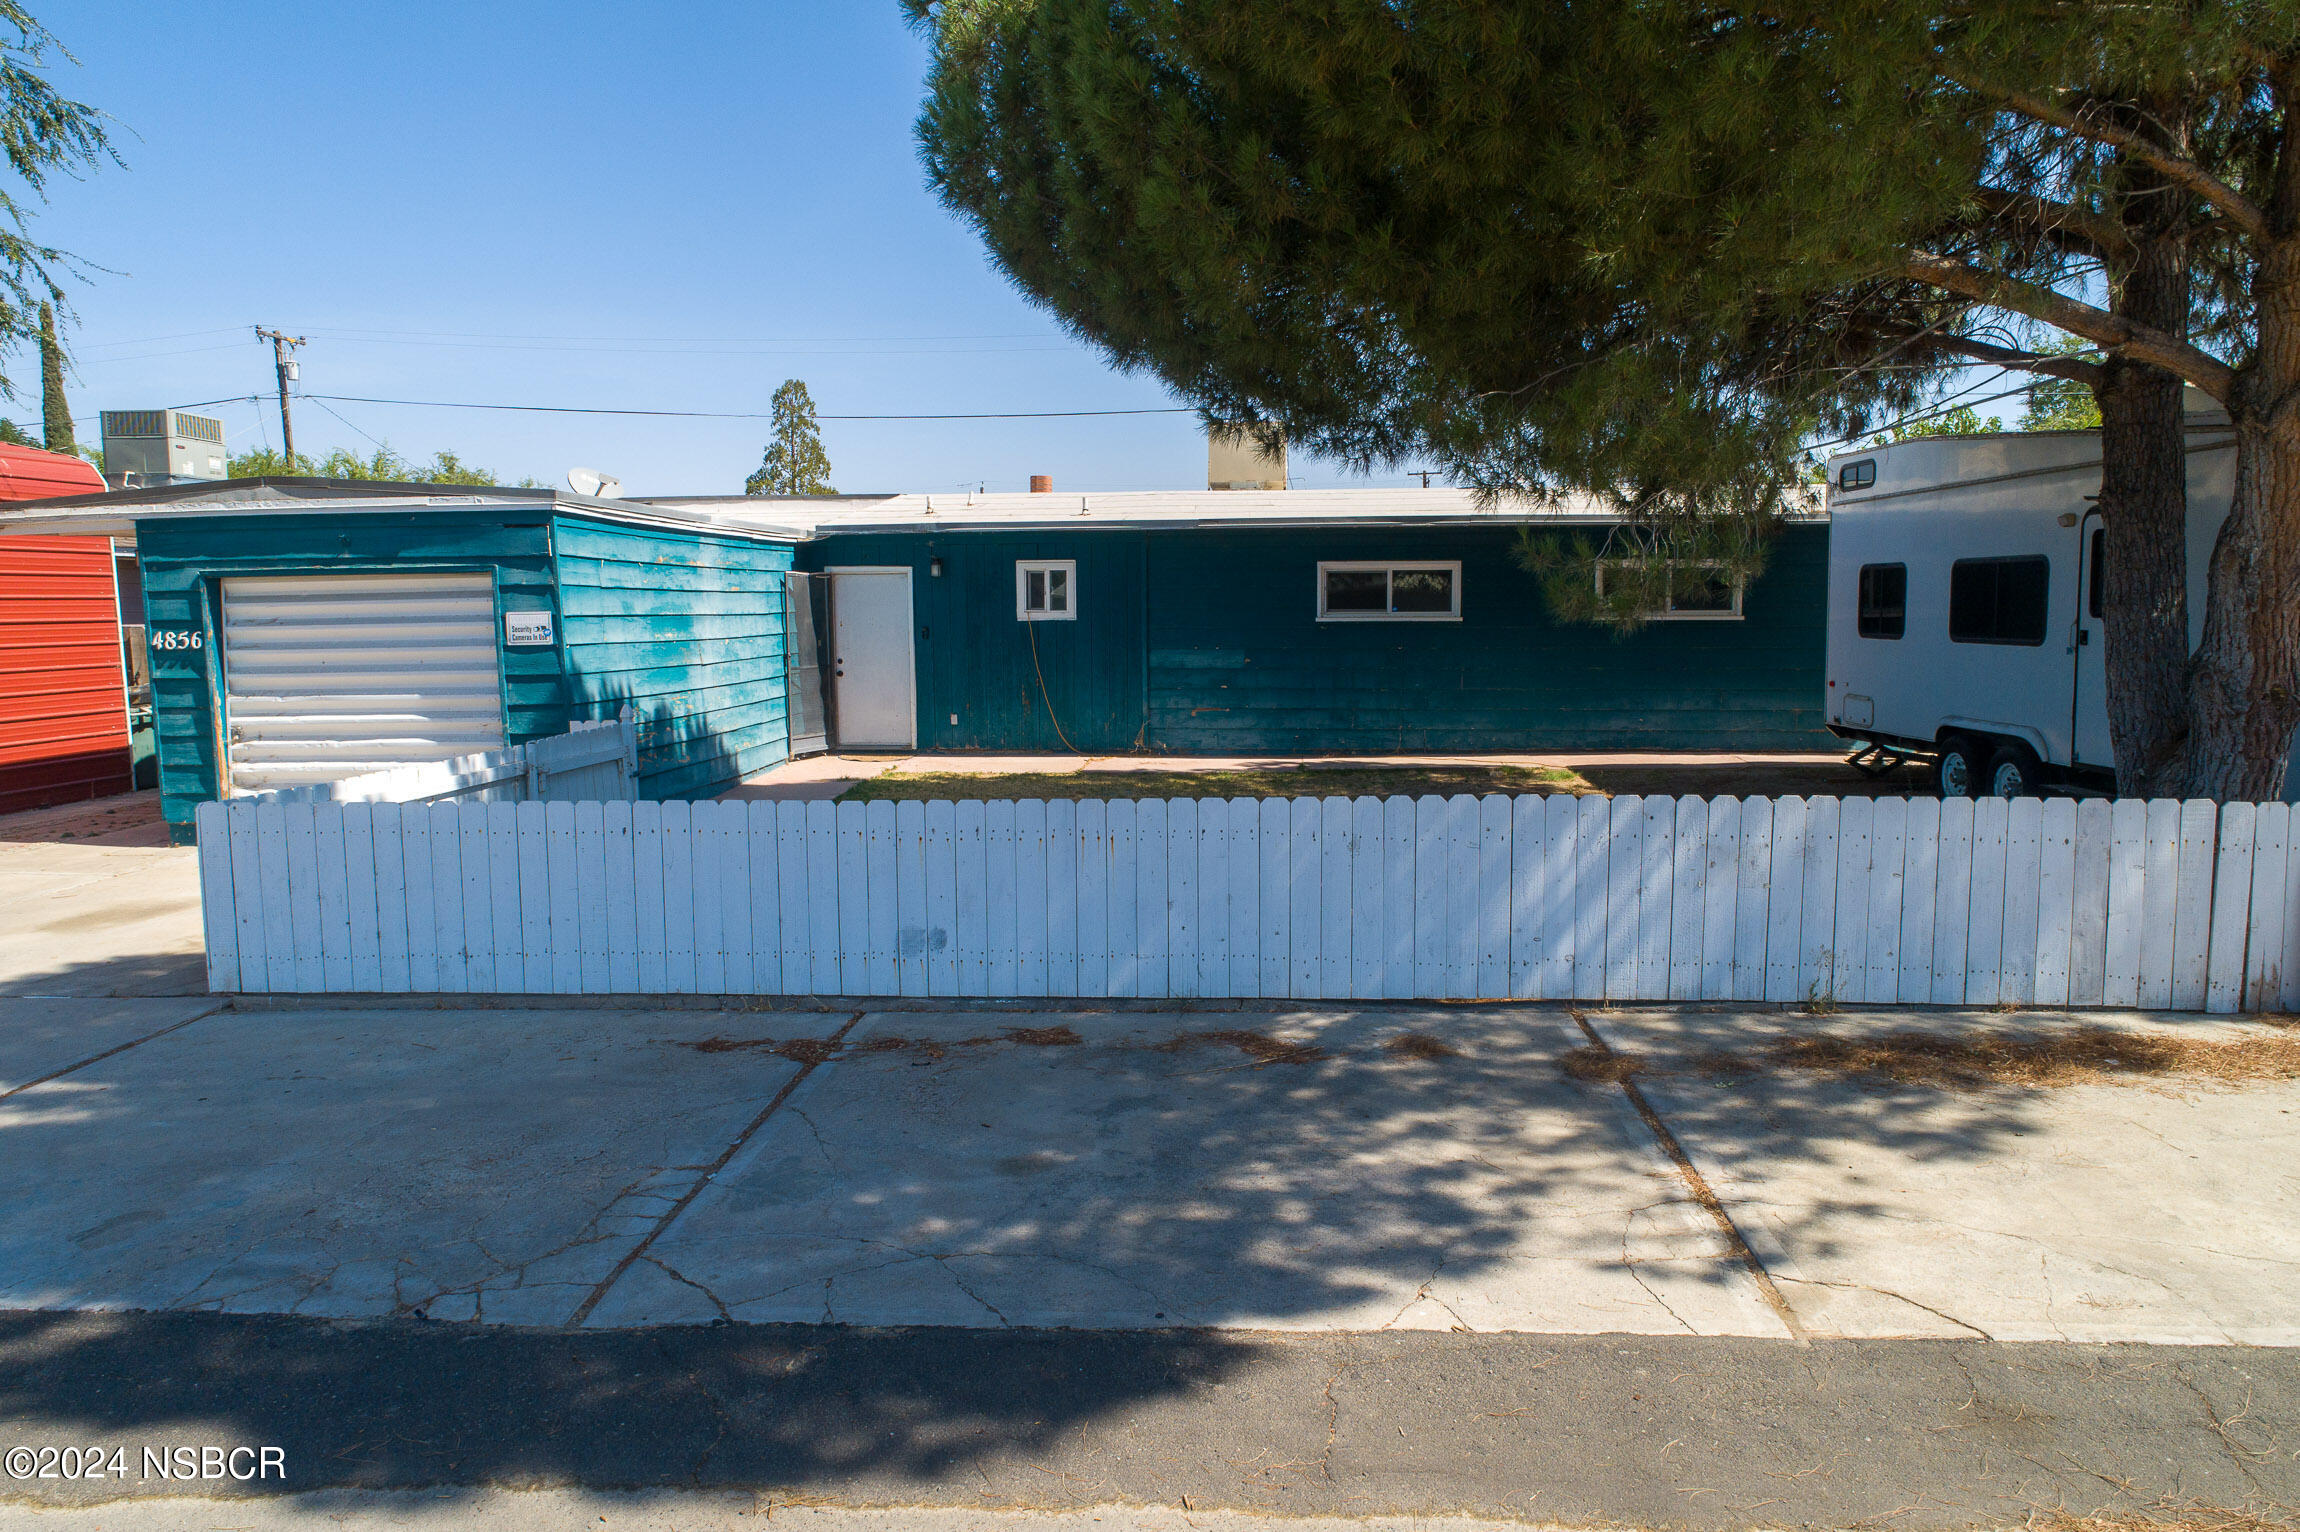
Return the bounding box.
[22,2,1427,495]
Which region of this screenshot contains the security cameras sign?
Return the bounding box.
[503,611,556,648]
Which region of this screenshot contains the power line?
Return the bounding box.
[170,391,1194,422]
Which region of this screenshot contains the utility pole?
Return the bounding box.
[1411,469,1437,488]
[255,327,305,469]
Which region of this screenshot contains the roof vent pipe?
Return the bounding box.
[1029,474,1052,493]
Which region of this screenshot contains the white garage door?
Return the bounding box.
[220,572,504,793]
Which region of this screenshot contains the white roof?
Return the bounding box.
[640,486,1793,534]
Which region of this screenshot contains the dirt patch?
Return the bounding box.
[2028,1508,2296,1532]
[841,764,1590,804]
[1760,1025,2300,1089]
[994,1024,1084,1047]
[682,1035,844,1064]
[1383,1031,1459,1061]
[1557,1043,1645,1084]
[1155,1028,1328,1066]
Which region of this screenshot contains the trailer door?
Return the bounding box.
[219,572,504,793]
[2071,515,2113,770]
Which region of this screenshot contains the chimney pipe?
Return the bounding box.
[1029,474,1052,493]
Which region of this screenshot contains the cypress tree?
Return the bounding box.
[38,300,70,453]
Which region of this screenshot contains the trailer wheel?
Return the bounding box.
[1935,737,1981,798]
[1986,742,2042,798]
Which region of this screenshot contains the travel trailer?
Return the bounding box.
[1823,396,2294,801]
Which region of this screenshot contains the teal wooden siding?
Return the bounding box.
[135,511,561,839]
[1145,526,1831,751]
[801,532,1148,752]
[806,523,1830,754]
[552,515,794,800]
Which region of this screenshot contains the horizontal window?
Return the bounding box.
[1838,458,1876,491]
[1949,555,2049,646]
[1316,561,1461,621]
[1595,560,1745,621]
[1016,559,1076,621]
[1857,562,1906,639]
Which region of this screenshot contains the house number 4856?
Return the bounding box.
[151,628,204,652]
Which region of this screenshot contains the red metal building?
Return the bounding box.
[0,443,125,814]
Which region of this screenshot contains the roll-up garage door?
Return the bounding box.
[220,572,504,792]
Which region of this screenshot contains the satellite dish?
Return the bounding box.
[566,467,622,498]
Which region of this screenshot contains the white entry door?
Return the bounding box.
[830,568,916,750]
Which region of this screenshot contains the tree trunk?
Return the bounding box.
[2178,236,2300,802]
[2095,237,2195,796]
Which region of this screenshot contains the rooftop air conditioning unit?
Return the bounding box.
[100,409,229,488]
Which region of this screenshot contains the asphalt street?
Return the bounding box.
[3,1310,2296,1525]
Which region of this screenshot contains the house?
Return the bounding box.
[0,472,1832,841]
[0,442,132,815]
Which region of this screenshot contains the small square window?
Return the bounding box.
[1016,559,1076,620]
[1316,561,1461,621]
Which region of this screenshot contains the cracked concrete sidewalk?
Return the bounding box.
[4,995,2294,1348]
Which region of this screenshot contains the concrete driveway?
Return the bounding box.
[4,995,2295,1344]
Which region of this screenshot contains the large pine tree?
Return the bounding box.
[911,0,2300,799]
[746,379,836,496]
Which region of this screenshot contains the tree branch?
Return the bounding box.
[1903,251,2234,401]
[1970,185,2131,259]
[1935,334,2103,386]
[1944,72,2270,242]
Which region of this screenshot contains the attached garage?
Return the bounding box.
[217,572,505,792]
[0,479,806,841]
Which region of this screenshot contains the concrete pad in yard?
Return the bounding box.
[1587,1007,2300,1345]
[598,1007,1786,1335]
[0,1006,807,1325]
[0,841,205,997]
[0,996,225,1094]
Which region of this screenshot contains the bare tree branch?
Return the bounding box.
[1903,251,2235,400]
[1936,333,2103,385]
[1969,185,2131,259]
[1945,71,2271,242]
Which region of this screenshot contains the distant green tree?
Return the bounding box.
[226,443,504,485]
[0,414,32,445]
[745,379,836,496]
[2021,337,2105,431]
[35,298,67,449]
[1890,404,2002,441]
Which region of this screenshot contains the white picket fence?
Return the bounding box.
[193,793,2300,1012]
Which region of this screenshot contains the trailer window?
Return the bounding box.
[2088,527,2104,619]
[1838,459,1877,490]
[1949,556,2050,646]
[1857,563,1906,639]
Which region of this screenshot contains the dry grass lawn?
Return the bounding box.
[839,763,1591,804]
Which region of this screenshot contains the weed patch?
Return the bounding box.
[683,1036,843,1064]
[1557,1044,1644,1084]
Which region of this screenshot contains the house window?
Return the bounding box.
[1838,458,1877,490]
[1594,561,1746,621]
[1016,560,1076,621]
[1316,561,1461,621]
[1857,563,1906,638]
[1948,555,2050,645]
